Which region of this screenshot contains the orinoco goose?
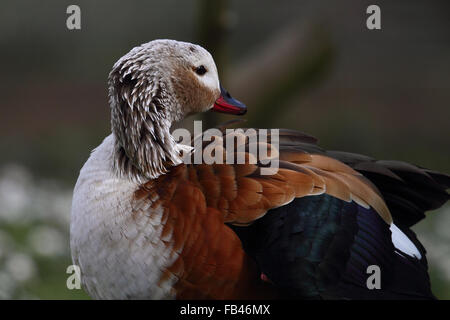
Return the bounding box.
[71,39,449,299]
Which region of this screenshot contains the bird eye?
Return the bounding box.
[195,65,207,76]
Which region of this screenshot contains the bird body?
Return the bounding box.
[70,40,449,299]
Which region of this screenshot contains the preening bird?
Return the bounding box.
[70,39,449,300]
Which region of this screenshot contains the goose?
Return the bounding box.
[70,39,449,300]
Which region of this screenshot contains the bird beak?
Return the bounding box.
[212,85,247,115]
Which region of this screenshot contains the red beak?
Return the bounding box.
[212,85,247,115]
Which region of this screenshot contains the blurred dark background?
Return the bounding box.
[0,0,449,299]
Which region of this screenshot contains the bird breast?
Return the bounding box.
[70,134,178,299]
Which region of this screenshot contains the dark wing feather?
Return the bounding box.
[249,127,449,226]
[231,194,435,299]
[326,152,450,227]
[270,129,449,227]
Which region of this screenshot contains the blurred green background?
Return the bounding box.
[0,0,449,299]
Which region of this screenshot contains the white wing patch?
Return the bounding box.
[390,223,422,259]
